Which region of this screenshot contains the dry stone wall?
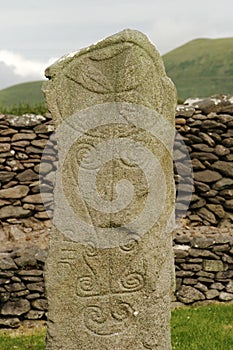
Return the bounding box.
[0,94,233,327]
[1,231,233,328]
[175,95,233,227]
[173,227,233,306]
[0,95,232,228]
[0,246,47,328]
[0,113,55,227]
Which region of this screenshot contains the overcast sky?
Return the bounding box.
[0,0,232,89]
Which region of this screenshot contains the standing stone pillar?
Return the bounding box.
[43,29,177,350]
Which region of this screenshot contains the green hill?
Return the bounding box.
[0,38,232,110]
[0,81,45,108]
[163,37,233,100]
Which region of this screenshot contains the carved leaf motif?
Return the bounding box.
[89,42,133,61]
[116,53,152,91]
[66,60,114,94]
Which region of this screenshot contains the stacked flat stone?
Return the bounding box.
[175,95,233,227]
[1,95,232,229]
[0,246,47,328]
[173,226,233,305]
[0,113,56,226]
[1,229,233,328]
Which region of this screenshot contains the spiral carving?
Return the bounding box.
[111,301,132,321]
[121,272,144,291]
[120,235,139,252]
[84,241,98,257]
[45,102,177,248]
[85,305,107,324]
[83,301,133,335]
[77,276,94,292]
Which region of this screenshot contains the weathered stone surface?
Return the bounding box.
[0,171,16,182]
[198,208,217,224]
[194,170,222,183]
[26,310,45,319]
[5,114,46,127]
[195,282,208,292]
[206,204,225,219]
[0,317,20,328]
[12,132,36,142]
[226,281,233,293]
[219,292,233,301]
[1,299,31,316]
[0,255,17,270]
[210,282,225,290]
[22,194,43,204]
[16,169,38,182]
[203,260,224,272]
[194,181,210,192]
[185,95,233,114]
[0,185,29,199]
[212,161,233,178]
[220,189,233,198]
[32,298,48,310]
[213,178,233,190]
[0,206,31,219]
[224,199,233,210]
[205,289,219,299]
[191,152,218,161]
[214,145,230,156]
[176,286,205,304]
[31,139,48,148]
[0,143,10,152]
[43,29,176,350]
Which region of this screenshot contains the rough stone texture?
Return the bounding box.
[0,232,233,327]
[176,285,205,304]
[43,29,176,350]
[0,96,233,228]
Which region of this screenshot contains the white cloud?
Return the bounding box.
[0,50,57,79]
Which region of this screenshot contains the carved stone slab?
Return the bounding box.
[43,29,176,350]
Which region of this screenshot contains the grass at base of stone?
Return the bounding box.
[0,322,46,350]
[171,303,233,350]
[0,303,232,349]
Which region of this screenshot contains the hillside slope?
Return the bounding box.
[0,38,232,107]
[0,81,45,108]
[163,37,233,100]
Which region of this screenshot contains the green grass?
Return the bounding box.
[171,303,233,350]
[0,103,47,116]
[0,303,232,349]
[163,37,233,100]
[0,81,45,114]
[0,37,232,111]
[0,328,46,350]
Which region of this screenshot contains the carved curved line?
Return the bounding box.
[121,272,144,291]
[89,44,132,61]
[84,303,132,336]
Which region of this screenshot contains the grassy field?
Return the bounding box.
[0,36,232,110]
[0,81,45,111]
[171,303,233,350]
[0,303,232,349]
[163,37,233,100]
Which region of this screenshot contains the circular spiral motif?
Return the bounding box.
[84,241,98,257]
[111,301,132,321]
[78,276,94,292]
[120,236,139,252]
[85,305,107,324]
[121,272,144,291]
[40,102,193,248]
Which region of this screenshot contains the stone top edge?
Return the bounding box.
[44,28,161,79]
